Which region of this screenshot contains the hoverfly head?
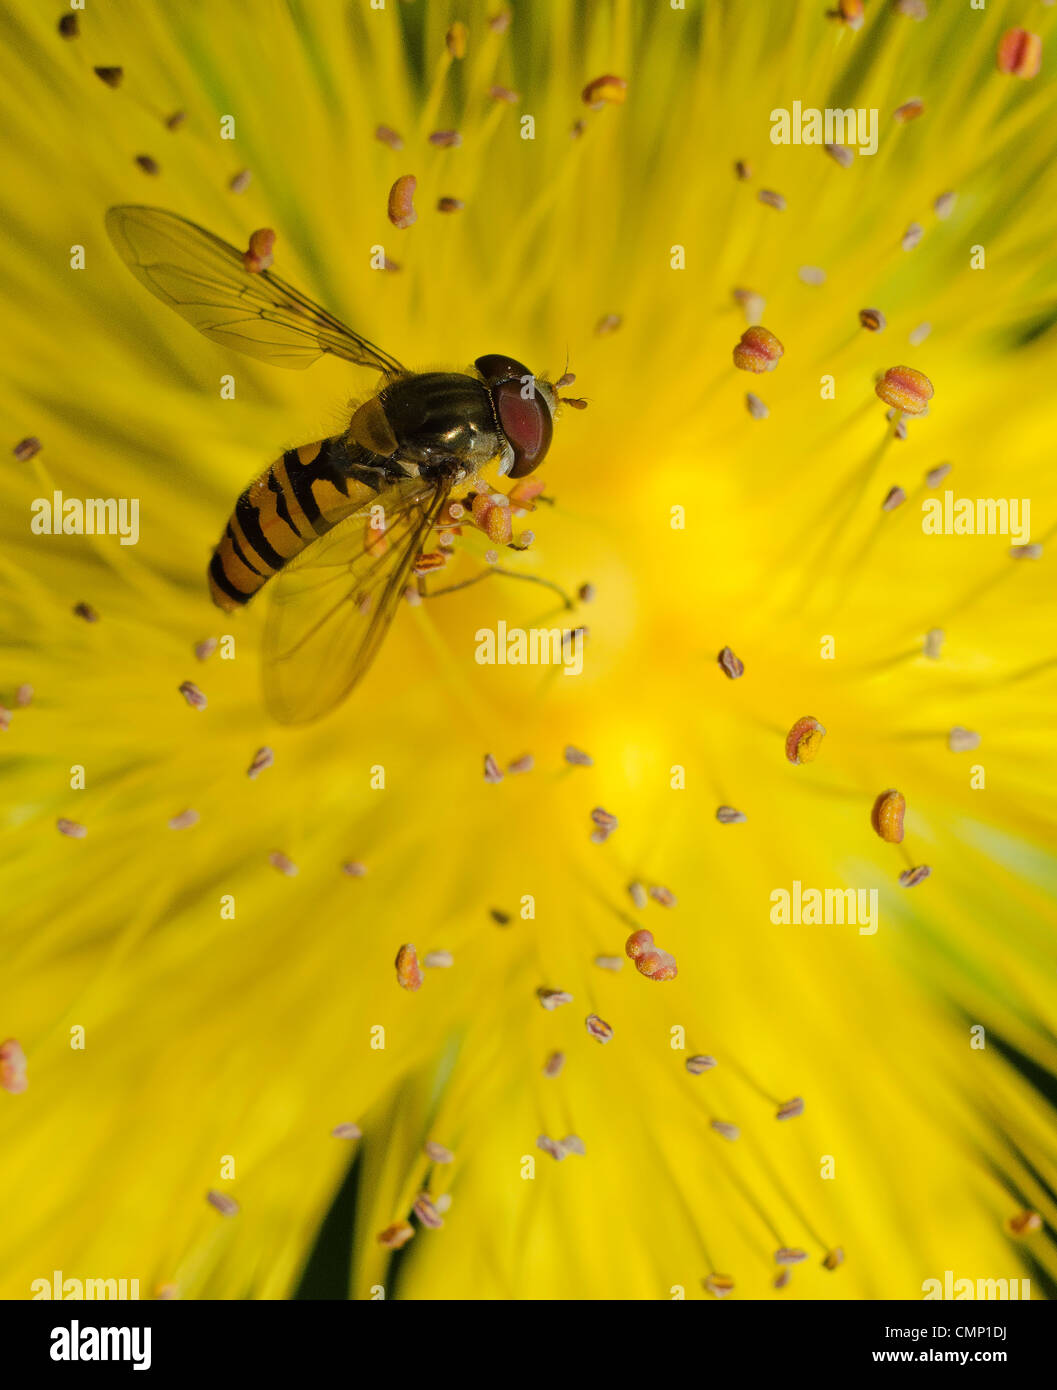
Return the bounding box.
[475,353,555,478]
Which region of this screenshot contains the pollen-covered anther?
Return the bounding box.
[893,98,925,123]
[776,1096,805,1120]
[429,129,462,148]
[703,1273,735,1299]
[135,155,160,176]
[414,1193,444,1229]
[757,189,786,211]
[437,197,464,214]
[948,726,980,753]
[490,85,520,104]
[423,950,453,969]
[375,123,403,150]
[901,221,924,251]
[859,308,886,332]
[15,684,32,707]
[649,885,677,908]
[624,929,678,981]
[166,111,186,130]
[13,437,41,461]
[733,326,784,373]
[195,638,217,661]
[507,753,534,774]
[582,74,627,108]
[269,850,298,877]
[716,805,746,824]
[74,602,99,622]
[775,1248,809,1266]
[825,143,854,167]
[834,0,865,29]
[507,476,546,513]
[875,365,933,414]
[746,393,768,420]
[57,818,86,839]
[734,158,752,181]
[178,680,207,710]
[595,313,623,335]
[543,1051,565,1078]
[387,175,418,229]
[537,988,573,1011]
[882,486,906,512]
[483,753,503,784]
[168,810,199,830]
[396,944,423,992]
[785,716,826,765]
[241,228,275,273]
[471,491,513,544]
[94,66,123,88]
[424,1140,454,1163]
[342,861,367,877]
[1007,1209,1042,1237]
[229,169,252,194]
[997,29,1042,78]
[934,191,957,220]
[628,881,647,909]
[445,21,468,58]
[537,1135,568,1161]
[595,955,623,972]
[718,646,744,679]
[207,1191,239,1217]
[247,746,274,779]
[711,1120,739,1141]
[564,745,592,767]
[0,1039,28,1094]
[413,551,446,575]
[822,1247,845,1269]
[899,865,931,887]
[377,1222,414,1250]
[560,396,588,410]
[686,1055,716,1075]
[331,1123,362,1139]
[871,789,906,843]
[585,1013,614,1043]
[590,806,618,843]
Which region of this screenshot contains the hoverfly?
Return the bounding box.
[105,205,562,723]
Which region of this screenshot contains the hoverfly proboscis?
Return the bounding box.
[104,205,563,724]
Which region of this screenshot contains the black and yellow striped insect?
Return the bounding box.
[105,205,559,724]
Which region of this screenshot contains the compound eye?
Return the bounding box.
[495,378,552,477]
[475,353,531,385]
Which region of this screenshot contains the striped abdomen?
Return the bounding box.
[208,435,380,612]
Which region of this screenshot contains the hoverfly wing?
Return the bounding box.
[105,205,406,377]
[262,480,450,724]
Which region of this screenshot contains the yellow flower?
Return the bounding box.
[1,0,1055,1302]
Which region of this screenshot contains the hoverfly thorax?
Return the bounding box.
[474,354,555,478]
